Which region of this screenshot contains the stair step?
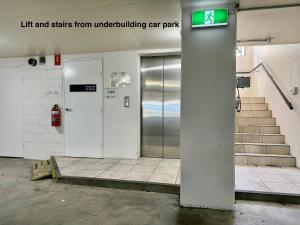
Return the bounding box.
[241,103,268,111]
[236,117,276,126]
[235,153,296,167]
[240,97,265,104]
[237,125,280,134]
[237,110,272,118]
[235,133,285,144]
[235,143,290,155]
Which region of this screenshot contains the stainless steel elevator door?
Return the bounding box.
[163,57,181,158]
[141,56,181,159]
[141,57,164,157]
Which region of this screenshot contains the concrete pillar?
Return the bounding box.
[180,1,236,210]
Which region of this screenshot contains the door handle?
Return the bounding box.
[65,108,73,112]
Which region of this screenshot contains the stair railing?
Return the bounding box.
[236,62,294,110]
[235,79,242,112]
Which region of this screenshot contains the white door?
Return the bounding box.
[0,67,23,157]
[64,59,103,158]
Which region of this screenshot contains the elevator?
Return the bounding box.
[141,56,181,158]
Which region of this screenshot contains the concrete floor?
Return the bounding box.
[1,158,300,225]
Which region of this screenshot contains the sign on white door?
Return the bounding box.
[64,59,103,158]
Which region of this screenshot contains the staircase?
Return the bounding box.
[235,97,296,167]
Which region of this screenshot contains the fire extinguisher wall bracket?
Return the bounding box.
[51,104,61,127]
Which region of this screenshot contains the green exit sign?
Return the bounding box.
[192,8,229,28]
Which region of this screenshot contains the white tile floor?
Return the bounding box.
[55,157,300,195]
[235,165,300,194]
[56,157,180,184]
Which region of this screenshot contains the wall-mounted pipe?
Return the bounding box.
[237,3,300,12]
[237,37,273,44]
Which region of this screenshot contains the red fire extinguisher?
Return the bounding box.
[51,104,61,127]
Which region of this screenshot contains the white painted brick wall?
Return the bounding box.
[23,143,64,160]
[23,63,64,160]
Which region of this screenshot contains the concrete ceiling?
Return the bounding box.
[237,5,300,45]
[0,0,181,57]
[239,0,300,8]
[180,0,237,8]
[0,0,300,57]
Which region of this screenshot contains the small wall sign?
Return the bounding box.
[192,8,228,28]
[110,72,131,88]
[104,88,118,99]
[70,84,97,92]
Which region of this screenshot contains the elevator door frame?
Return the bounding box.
[140,55,181,159]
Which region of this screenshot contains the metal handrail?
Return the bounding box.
[236,63,294,110]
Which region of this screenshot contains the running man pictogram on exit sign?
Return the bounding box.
[192,8,229,28]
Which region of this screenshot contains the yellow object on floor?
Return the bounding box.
[32,160,55,181]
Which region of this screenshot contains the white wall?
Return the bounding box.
[251,44,300,167]
[236,46,255,97]
[0,66,23,157]
[0,49,179,160]
[22,57,64,159]
[180,2,236,210]
[236,46,253,72]
[62,52,140,159]
[102,52,140,159]
[0,57,64,159]
[63,50,178,159]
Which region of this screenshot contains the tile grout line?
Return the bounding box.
[175,166,180,185]
[119,161,140,180]
[99,158,159,180]
[256,173,274,192]
[148,159,164,182]
[58,157,84,169]
[93,159,121,178]
[122,158,163,181]
[149,159,180,184]
[253,167,275,192]
[285,175,300,186]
